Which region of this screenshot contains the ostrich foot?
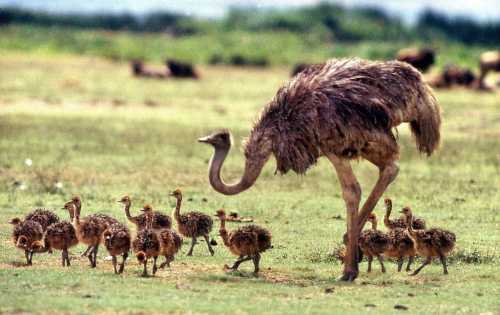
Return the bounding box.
[339,270,358,282]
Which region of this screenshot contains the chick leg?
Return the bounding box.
[187,238,197,256]
[406,256,414,271]
[376,254,386,273]
[252,253,261,274]
[119,252,128,274]
[411,257,431,275]
[203,234,214,256]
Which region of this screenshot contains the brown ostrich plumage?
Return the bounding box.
[384,198,426,230]
[170,189,214,256]
[132,205,161,277]
[199,57,441,281]
[215,209,272,274]
[118,195,172,230]
[396,47,435,73]
[401,207,456,275]
[44,220,79,267]
[384,228,416,272]
[103,222,131,274]
[157,228,183,269]
[9,218,44,265]
[24,208,60,231]
[65,196,118,268]
[358,213,389,273]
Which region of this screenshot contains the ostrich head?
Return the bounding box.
[198,130,231,150]
[400,207,413,223]
[69,195,81,209]
[214,209,226,219]
[9,217,21,225]
[141,204,153,213]
[169,188,182,199]
[118,195,131,205]
[367,212,377,223]
[384,198,392,208]
[62,201,76,220]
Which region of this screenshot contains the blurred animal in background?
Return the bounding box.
[166,59,199,79]
[397,47,435,73]
[428,65,477,89]
[130,59,168,79]
[478,50,500,90]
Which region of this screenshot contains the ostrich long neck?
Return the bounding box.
[406,213,417,238]
[208,143,269,196]
[371,219,378,231]
[144,211,154,229]
[218,217,231,247]
[72,203,80,227]
[123,202,135,222]
[384,202,392,227]
[173,196,182,222]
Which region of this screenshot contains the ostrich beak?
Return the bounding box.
[198,136,211,143]
[399,210,404,214]
[169,192,175,196]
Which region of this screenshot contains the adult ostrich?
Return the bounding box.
[198,58,441,281]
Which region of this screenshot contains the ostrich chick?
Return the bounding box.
[103,222,131,274]
[401,207,456,275]
[44,203,79,267]
[384,198,426,230]
[118,195,172,230]
[141,205,182,269]
[132,205,161,277]
[170,189,214,256]
[214,209,272,274]
[384,227,416,272]
[358,213,389,273]
[68,196,119,258]
[64,196,115,268]
[9,218,44,265]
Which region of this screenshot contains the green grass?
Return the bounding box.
[0,53,499,314]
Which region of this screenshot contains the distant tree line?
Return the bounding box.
[0,4,499,44]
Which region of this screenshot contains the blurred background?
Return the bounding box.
[1,0,499,68]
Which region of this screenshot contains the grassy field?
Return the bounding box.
[0,52,499,314]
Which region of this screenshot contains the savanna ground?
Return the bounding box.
[0,52,499,315]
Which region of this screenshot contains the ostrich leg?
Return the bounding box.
[357,145,399,232]
[327,154,361,282]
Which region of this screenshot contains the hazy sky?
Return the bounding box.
[1,0,500,23]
